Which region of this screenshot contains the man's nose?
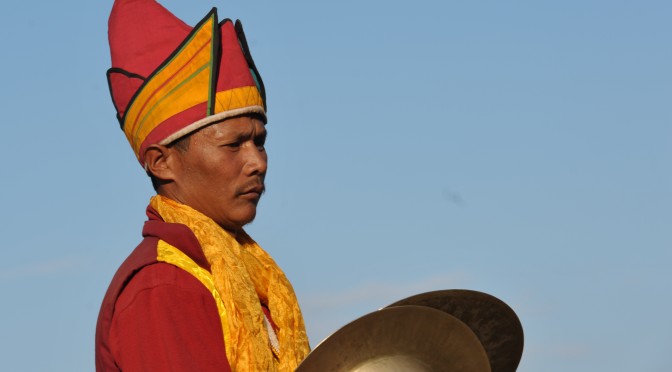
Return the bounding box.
[243,144,267,176]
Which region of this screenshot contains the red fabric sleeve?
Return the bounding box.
[109,263,231,372]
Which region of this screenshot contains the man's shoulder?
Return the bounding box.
[105,220,204,305]
[118,235,162,275]
[96,226,213,368]
[114,262,212,314]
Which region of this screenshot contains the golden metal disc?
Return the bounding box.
[386,290,524,372]
[296,305,491,372]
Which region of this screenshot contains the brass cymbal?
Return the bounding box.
[386,290,524,372]
[296,305,491,372]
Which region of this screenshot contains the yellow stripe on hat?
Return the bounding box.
[214,85,264,114]
[123,12,217,157]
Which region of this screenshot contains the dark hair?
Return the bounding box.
[148,134,192,191]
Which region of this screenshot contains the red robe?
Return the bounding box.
[95,206,275,371]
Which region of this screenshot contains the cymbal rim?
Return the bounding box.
[386,289,524,372]
[297,305,491,372]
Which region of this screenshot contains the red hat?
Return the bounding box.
[107,0,266,167]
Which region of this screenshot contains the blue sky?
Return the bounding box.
[0,1,670,371]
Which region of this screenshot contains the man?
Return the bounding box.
[95,1,310,371]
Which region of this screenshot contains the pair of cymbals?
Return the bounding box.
[296,290,523,372]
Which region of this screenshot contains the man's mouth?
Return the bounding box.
[238,183,265,200]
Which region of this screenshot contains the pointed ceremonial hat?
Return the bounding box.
[107,0,266,166]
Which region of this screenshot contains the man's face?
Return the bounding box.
[170,115,267,232]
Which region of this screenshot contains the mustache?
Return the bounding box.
[236,178,266,195]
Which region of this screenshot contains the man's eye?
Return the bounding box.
[224,141,241,148]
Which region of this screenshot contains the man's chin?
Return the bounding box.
[218,210,257,233]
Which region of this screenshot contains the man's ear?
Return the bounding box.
[144,144,179,182]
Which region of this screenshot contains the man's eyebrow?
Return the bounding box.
[224,129,256,141]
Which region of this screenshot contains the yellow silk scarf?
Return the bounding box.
[150,195,310,371]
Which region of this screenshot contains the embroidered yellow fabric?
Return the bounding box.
[151,195,310,372]
[156,240,231,350]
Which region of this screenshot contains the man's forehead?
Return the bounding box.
[202,116,266,138]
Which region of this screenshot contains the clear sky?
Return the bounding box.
[0,0,670,371]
